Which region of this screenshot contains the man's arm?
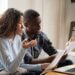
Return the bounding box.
[30,54,67,64]
[24,52,56,64]
[30,54,56,64]
[40,32,57,56]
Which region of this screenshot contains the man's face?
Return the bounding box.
[25,17,41,35]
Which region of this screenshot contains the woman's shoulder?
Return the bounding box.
[15,34,21,41]
[0,37,7,42]
[0,37,9,49]
[14,35,21,44]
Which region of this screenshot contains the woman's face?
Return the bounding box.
[16,16,24,36]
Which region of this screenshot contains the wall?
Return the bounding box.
[66,0,75,42]
[43,0,66,49]
[43,0,60,48]
[8,0,68,49]
[8,0,44,29]
[0,0,8,14]
[58,0,66,49]
[8,0,33,12]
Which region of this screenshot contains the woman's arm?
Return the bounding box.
[0,38,37,73]
[0,39,26,73]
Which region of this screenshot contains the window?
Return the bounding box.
[0,0,8,14]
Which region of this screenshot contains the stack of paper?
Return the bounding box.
[41,42,75,75]
[54,64,75,74]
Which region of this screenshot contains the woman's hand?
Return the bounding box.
[41,63,50,70]
[66,36,75,47]
[17,67,27,74]
[22,39,37,48]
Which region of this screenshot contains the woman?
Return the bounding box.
[0,8,37,74]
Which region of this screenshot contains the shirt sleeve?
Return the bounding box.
[40,32,57,56]
[0,39,26,73]
[20,63,42,72]
[24,52,33,64]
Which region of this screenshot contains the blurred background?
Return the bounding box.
[0,0,75,50]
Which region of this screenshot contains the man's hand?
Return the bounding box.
[41,63,50,70]
[29,40,37,47]
[16,67,27,74]
[61,54,67,62]
[22,39,37,48]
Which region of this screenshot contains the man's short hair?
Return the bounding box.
[24,9,40,21]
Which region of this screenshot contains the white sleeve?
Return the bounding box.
[20,64,42,71]
[0,39,26,73]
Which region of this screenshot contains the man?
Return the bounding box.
[22,9,73,73]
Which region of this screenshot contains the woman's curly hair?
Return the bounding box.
[0,8,23,37]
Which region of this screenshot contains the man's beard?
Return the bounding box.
[26,30,40,41]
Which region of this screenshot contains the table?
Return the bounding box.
[45,71,68,75]
[45,64,75,75]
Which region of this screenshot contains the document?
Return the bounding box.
[54,64,75,74]
[65,41,75,54]
[41,41,75,75]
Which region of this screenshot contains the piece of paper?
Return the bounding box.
[54,65,75,74]
[41,42,75,75]
[41,50,66,75]
[65,42,75,54]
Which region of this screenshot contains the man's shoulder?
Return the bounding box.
[39,31,46,37]
[39,31,48,39]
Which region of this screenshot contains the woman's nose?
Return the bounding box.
[21,24,24,29]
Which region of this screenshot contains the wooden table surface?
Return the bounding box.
[45,64,75,75]
[45,71,68,75]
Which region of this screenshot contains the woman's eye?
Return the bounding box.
[19,23,21,24]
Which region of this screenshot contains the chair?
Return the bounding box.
[68,22,75,40]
